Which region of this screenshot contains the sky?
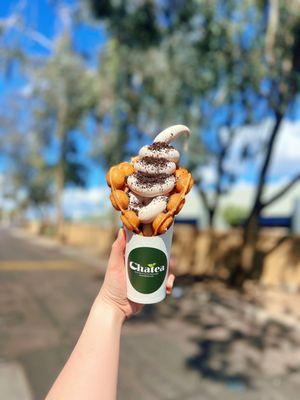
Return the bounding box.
[1,0,300,220]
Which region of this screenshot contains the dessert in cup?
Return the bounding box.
[106,125,194,236]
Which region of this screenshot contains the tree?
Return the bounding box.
[92,39,139,168]
[0,3,101,225]
[88,1,261,224]
[0,119,52,219]
[89,0,300,284]
[231,0,300,284]
[32,34,99,224]
[11,138,52,219]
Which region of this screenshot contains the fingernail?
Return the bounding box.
[118,228,125,240]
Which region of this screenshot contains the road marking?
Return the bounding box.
[0,260,84,270]
[0,362,33,400]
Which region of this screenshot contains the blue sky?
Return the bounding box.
[0,0,104,53]
[0,0,106,187]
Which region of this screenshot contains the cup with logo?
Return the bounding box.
[125,224,174,304]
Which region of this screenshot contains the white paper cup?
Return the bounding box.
[125,224,174,304]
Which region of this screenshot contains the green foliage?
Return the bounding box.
[90,0,160,48]
[31,34,101,221]
[89,0,300,227]
[19,159,52,210]
[90,1,266,170]
[61,135,87,187]
[94,39,149,167]
[1,129,52,212]
[1,29,100,218]
[223,205,248,227]
[33,35,99,136]
[2,0,300,229]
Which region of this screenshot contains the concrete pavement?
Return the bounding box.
[1,227,300,399]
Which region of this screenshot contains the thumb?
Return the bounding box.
[110,228,126,260]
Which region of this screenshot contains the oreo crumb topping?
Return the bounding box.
[129,141,177,198]
[148,142,175,151]
[128,193,141,212]
[129,204,140,213]
[133,172,173,189]
[139,156,169,167]
[152,195,168,203]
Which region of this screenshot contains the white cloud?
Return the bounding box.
[225,118,300,180]
[62,186,110,220]
[199,165,217,185]
[270,120,300,176]
[19,83,34,98]
[220,178,300,217]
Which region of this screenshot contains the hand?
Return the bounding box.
[98,228,175,319]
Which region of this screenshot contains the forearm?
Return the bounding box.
[46,297,125,400]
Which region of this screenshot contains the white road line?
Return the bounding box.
[0,362,33,400]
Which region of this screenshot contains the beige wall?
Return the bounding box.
[26,222,300,287]
[173,227,300,288]
[58,222,113,256]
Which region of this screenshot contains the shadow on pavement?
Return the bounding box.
[185,319,293,389]
[128,278,300,390]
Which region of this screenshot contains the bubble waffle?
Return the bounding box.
[106,163,140,232]
[152,172,192,235]
[106,125,194,236]
[120,210,140,233]
[106,166,126,190]
[110,190,129,211]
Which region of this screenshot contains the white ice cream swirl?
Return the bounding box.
[127,125,190,223]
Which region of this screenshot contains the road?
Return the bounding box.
[1,228,300,400]
[0,228,102,399]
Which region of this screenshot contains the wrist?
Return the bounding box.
[92,295,126,325]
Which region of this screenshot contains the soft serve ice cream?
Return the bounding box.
[106,125,193,236]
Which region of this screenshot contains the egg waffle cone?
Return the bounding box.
[107,164,141,233]
[152,173,193,235]
[107,160,193,236]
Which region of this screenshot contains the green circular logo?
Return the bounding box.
[128,247,168,294]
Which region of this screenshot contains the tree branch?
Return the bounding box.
[212,125,236,215]
[25,28,53,51]
[265,0,279,63]
[195,179,212,216]
[248,111,283,218]
[262,173,300,209]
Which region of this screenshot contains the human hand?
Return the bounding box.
[98,228,175,319]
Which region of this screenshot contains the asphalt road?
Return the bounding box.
[0,228,102,399]
[0,228,205,400]
[1,227,300,400]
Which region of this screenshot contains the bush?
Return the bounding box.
[223,205,248,227]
